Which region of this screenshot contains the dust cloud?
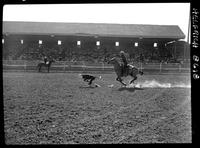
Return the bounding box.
[130,80,191,88]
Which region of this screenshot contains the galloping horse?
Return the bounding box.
[108,57,143,86]
[37,59,55,73]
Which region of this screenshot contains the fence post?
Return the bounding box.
[68,61,71,71]
[159,62,162,73]
[102,62,104,71]
[63,61,65,72]
[179,63,181,72]
[24,60,26,72]
[82,61,85,72]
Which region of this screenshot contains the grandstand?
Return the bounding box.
[3,21,190,63]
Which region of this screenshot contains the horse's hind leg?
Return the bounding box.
[130,76,137,84]
[116,77,126,86]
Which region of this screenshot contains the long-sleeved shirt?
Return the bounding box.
[120,53,128,66]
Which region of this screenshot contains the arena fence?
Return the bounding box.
[2,60,190,74]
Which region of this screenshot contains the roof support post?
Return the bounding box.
[174,41,176,59]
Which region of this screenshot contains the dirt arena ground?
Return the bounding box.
[3,72,191,144]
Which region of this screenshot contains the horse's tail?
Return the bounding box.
[130,66,143,76]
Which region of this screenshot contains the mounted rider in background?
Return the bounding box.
[43,56,48,64]
[119,50,129,75]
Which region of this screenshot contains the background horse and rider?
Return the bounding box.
[37,56,55,73]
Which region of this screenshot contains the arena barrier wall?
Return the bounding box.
[3,60,190,74]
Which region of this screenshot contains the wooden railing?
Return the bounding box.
[2,60,190,73]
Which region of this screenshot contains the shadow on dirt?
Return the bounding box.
[79,86,97,89]
[118,87,144,92]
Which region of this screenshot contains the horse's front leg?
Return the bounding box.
[130,76,137,84]
[116,77,126,86]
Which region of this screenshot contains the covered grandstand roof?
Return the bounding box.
[3,21,185,39]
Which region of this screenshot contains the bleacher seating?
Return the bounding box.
[3,44,189,65]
